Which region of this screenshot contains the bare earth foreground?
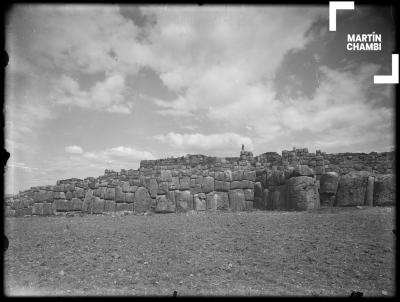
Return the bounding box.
[4,207,396,296]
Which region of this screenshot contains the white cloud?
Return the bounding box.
[104,146,156,160]
[143,6,326,117]
[53,73,132,113]
[78,146,156,166]
[13,5,145,75]
[154,132,254,153]
[65,145,84,154]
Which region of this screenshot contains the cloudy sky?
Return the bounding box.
[5,4,396,194]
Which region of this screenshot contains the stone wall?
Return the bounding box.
[5,147,395,217]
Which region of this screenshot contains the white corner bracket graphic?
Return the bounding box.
[374,54,399,84]
[329,1,355,31]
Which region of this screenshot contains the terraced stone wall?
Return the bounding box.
[5,148,395,217]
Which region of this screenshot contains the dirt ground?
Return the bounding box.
[4,206,396,297]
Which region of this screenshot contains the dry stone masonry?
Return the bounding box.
[5,147,395,217]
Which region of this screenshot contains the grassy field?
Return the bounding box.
[4,206,396,297]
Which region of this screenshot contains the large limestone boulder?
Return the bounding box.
[105,188,116,200]
[53,191,66,200]
[65,191,73,200]
[98,187,106,199]
[179,177,190,190]
[71,198,83,211]
[74,187,85,199]
[228,189,246,211]
[32,203,43,215]
[168,190,176,204]
[215,170,232,182]
[189,183,202,195]
[43,203,54,215]
[134,187,152,213]
[373,174,395,206]
[38,190,54,202]
[319,172,339,206]
[335,171,371,206]
[254,197,263,210]
[266,170,286,187]
[115,186,125,202]
[15,208,32,217]
[243,170,256,182]
[202,176,214,193]
[155,195,176,213]
[244,189,254,201]
[245,200,254,211]
[254,185,268,210]
[287,176,319,210]
[271,185,287,210]
[92,197,105,214]
[53,185,62,192]
[158,181,170,195]
[232,170,243,181]
[82,191,93,213]
[241,180,254,190]
[122,181,130,193]
[116,202,129,212]
[230,181,242,190]
[129,185,138,193]
[124,192,135,203]
[149,178,158,198]
[161,170,173,182]
[175,190,193,212]
[5,207,15,217]
[206,192,229,210]
[365,176,374,206]
[254,182,263,196]
[293,165,314,177]
[54,199,70,212]
[171,176,180,189]
[65,183,75,192]
[205,192,217,211]
[104,200,116,212]
[10,199,23,210]
[193,195,207,211]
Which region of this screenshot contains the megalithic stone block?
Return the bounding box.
[71,198,83,211]
[134,187,152,213]
[320,172,339,206]
[365,176,374,206]
[228,189,246,211]
[193,195,206,211]
[32,203,44,215]
[105,188,116,200]
[232,170,243,181]
[115,186,125,202]
[201,176,214,193]
[116,202,129,212]
[104,200,116,212]
[205,192,218,211]
[175,190,193,212]
[243,170,256,181]
[287,176,319,210]
[92,197,105,214]
[54,199,70,212]
[244,189,254,201]
[335,171,371,206]
[215,180,230,192]
[43,203,54,215]
[155,195,176,213]
[373,174,395,206]
[179,177,190,191]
